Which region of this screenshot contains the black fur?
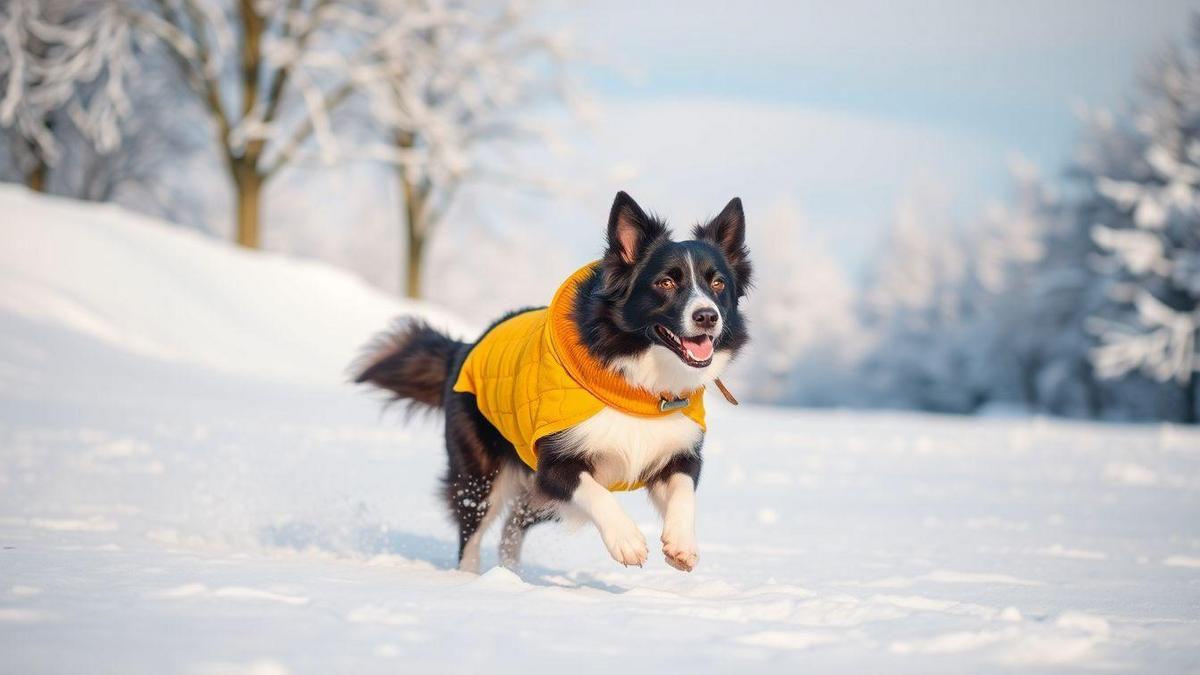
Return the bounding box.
[440,389,527,560]
[575,195,752,367]
[533,430,594,501]
[354,191,751,570]
[648,445,703,488]
[353,319,463,412]
[694,197,753,297]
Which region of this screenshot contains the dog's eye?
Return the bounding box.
[711,278,726,292]
[655,278,676,290]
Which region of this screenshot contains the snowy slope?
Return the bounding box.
[1,189,1199,674]
[0,185,468,384]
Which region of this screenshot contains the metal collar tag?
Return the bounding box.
[659,396,690,412]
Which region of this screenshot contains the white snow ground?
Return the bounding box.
[1,187,1199,674]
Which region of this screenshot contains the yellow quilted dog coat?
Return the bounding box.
[452,262,707,490]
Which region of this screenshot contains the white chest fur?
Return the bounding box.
[563,406,703,487]
[610,346,733,399]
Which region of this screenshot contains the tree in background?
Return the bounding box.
[0,0,139,191]
[1016,106,1163,421]
[858,190,981,412]
[60,56,207,224]
[996,163,1108,418]
[855,168,1059,415]
[114,0,394,249]
[3,0,574,290]
[741,199,859,404]
[961,161,1059,411]
[121,0,573,281]
[361,0,572,298]
[855,16,1200,424]
[1082,29,1200,422]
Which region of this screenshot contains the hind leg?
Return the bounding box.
[442,388,524,572]
[447,469,500,573]
[498,491,553,570]
[450,464,527,573]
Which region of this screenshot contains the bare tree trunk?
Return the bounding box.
[26,157,47,192]
[231,2,265,250]
[400,168,425,299]
[405,220,424,300]
[396,131,426,299]
[148,0,354,251]
[234,163,263,248]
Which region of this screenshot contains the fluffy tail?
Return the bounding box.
[353,319,465,411]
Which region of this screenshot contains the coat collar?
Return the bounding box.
[546,262,707,421]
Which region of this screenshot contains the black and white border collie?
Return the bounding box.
[354,191,751,572]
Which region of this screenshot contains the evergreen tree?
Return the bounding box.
[858,190,980,413]
[1081,25,1200,422]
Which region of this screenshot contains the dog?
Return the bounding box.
[354,191,751,573]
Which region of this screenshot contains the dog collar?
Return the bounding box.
[660,379,737,411]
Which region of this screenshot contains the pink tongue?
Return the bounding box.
[681,335,714,361]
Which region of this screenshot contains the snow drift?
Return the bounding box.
[0,185,468,384]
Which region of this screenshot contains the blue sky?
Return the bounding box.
[544,0,1197,279]
[576,0,1194,168]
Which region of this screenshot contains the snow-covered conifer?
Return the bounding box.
[1082,26,1200,421]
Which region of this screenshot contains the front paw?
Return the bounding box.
[661,530,698,572]
[600,518,648,567]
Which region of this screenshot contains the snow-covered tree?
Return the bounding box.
[856,168,1060,415]
[738,198,859,404]
[59,56,206,222]
[357,0,573,297]
[4,0,574,292]
[109,0,571,278]
[1080,30,1200,423]
[960,160,1058,410]
[102,0,391,249]
[0,0,141,191]
[857,188,983,412]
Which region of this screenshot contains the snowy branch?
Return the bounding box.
[0,0,143,166]
[1091,291,1200,383]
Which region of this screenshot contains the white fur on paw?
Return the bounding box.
[601,519,648,567]
[661,530,698,572]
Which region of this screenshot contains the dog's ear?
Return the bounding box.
[606,191,666,266]
[694,197,752,296]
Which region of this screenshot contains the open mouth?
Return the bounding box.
[654,324,715,368]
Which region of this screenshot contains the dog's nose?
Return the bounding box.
[692,307,719,329]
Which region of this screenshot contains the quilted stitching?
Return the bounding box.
[452,263,706,491]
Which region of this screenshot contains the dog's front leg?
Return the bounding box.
[649,454,701,572]
[573,472,649,566]
[537,455,648,567]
